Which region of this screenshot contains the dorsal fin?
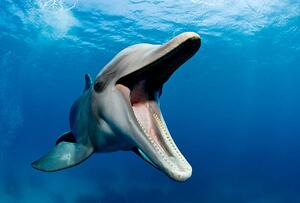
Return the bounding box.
[84,74,92,92]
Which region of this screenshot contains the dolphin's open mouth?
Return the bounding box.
[115,33,200,181]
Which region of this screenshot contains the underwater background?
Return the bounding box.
[1,0,300,202]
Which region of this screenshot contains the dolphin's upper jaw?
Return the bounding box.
[115,33,200,182]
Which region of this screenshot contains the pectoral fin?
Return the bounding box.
[32,142,93,172]
[132,147,158,169]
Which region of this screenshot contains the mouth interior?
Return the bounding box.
[117,79,171,157]
[116,76,188,172]
[115,37,199,181]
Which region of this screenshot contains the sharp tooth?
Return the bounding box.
[152,112,188,160]
[137,116,164,153]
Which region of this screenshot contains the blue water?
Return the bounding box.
[1,0,300,202]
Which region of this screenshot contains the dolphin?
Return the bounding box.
[32,32,201,182]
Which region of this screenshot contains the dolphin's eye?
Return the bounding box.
[94,80,104,92]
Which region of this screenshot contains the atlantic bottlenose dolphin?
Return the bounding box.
[32,32,201,182]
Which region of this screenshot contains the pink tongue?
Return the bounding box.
[131,81,161,144]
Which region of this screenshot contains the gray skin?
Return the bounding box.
[32,32,201,182]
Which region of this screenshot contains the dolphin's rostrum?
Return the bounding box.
[32,32,201,182]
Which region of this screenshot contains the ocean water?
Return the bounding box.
[1,0,300,202]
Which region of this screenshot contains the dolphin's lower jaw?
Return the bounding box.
[116,33,200,181]
[116,82,192,181]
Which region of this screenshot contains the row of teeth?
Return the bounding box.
[152,112,190,169]
[136,109,191,172]
[136,118,176,169]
